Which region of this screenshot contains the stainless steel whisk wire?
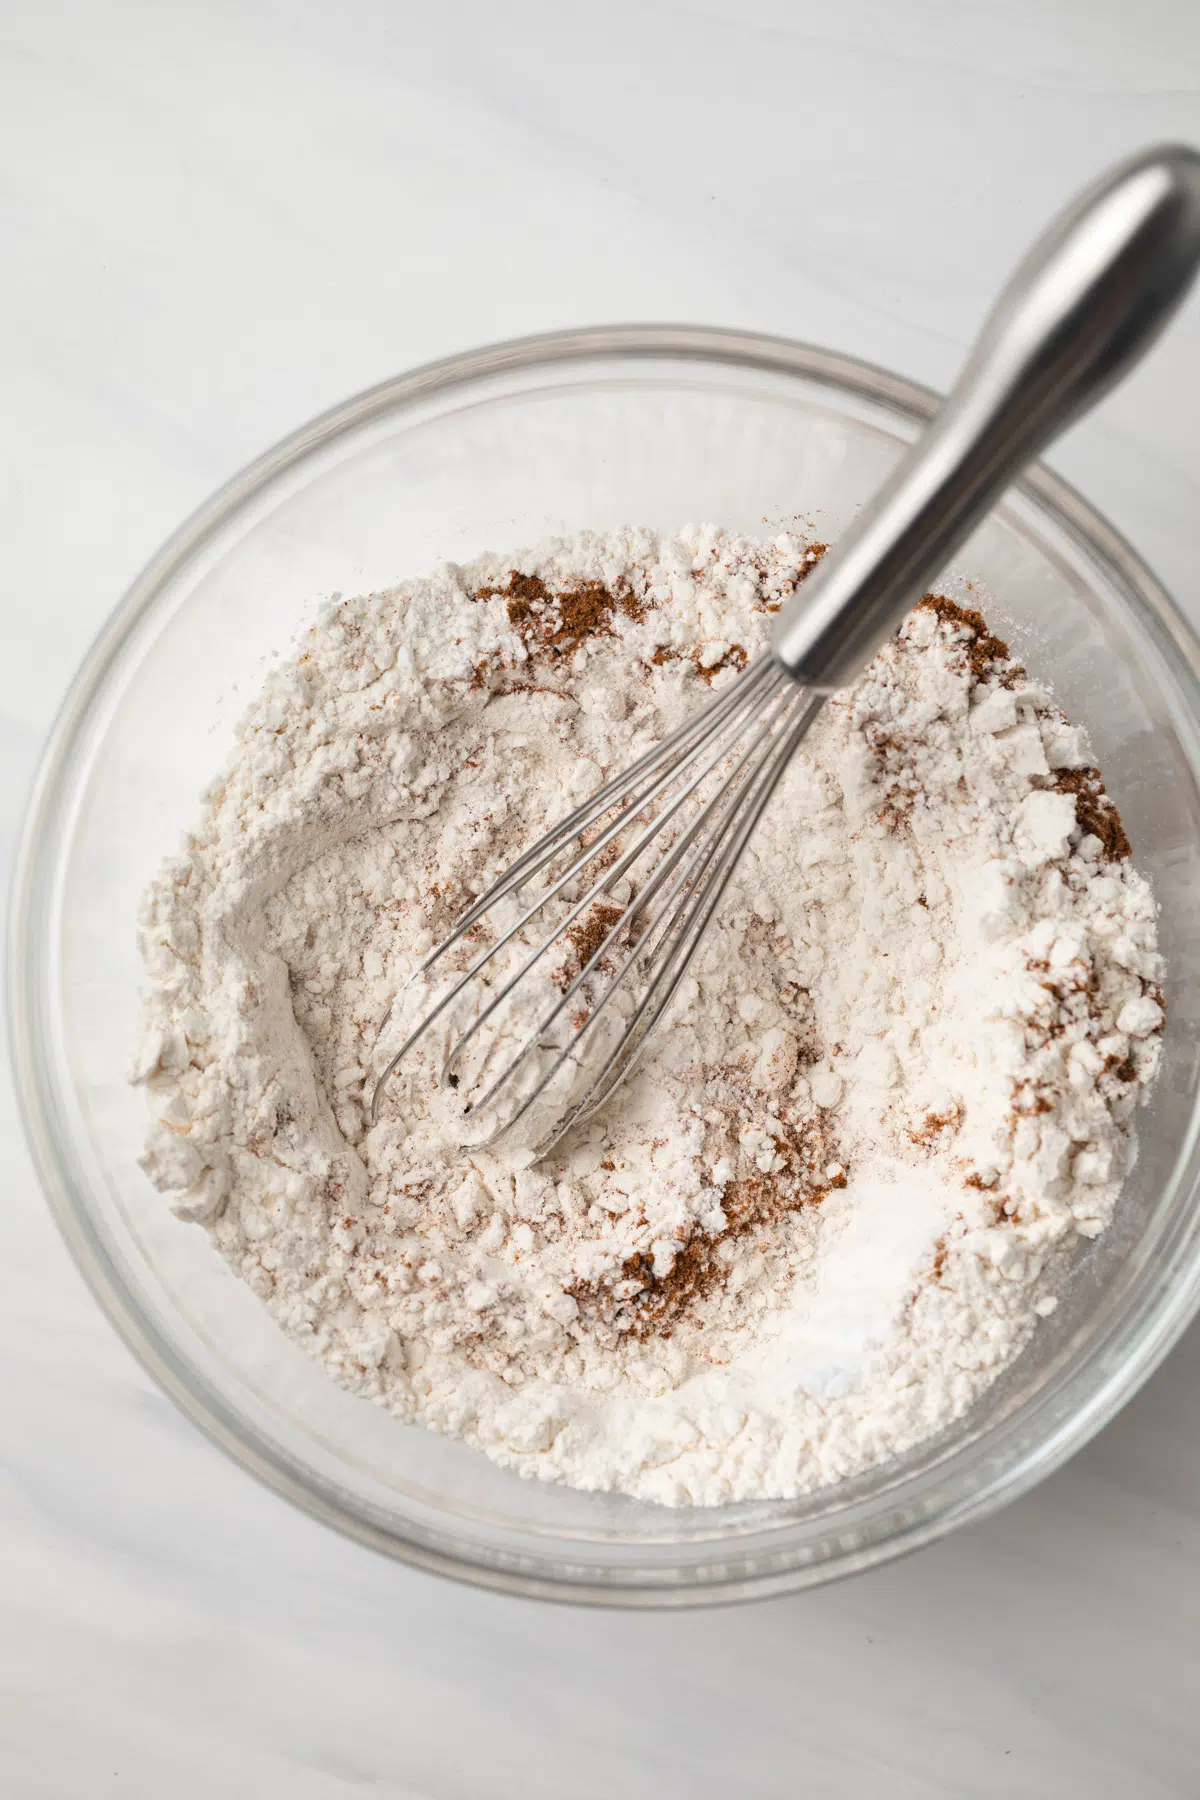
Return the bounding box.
[372,144,1200,1152]
[372,655,821,1151]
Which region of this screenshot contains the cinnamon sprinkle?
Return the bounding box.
[916,592,1024,686]
[474,570,645,664]
[1051,766,1132,860]
[567,1112,841,1341]
[554,899,637,990]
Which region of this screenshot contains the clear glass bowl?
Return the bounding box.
[11,326,1200,1607]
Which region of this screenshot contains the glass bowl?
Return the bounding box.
[11,325,1200,1607]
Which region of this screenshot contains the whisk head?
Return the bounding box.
[370,655,824,1157]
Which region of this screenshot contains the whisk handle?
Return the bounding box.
[772,144,1200,693]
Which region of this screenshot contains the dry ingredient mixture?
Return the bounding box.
[134,525,1165,1506]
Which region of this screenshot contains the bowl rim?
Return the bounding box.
[11,321,1200,1607]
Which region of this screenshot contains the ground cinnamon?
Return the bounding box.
[474,570,644,664]
[1051,766,1132,860]
[917,592,1022,685]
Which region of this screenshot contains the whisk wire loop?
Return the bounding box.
[437,662,794,1093]
[369,657,786,1121]
[472,684,824,1153]
[369,656,819,1145]
[456,674,808,1135]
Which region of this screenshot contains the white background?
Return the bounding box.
[3,2,1200,1794]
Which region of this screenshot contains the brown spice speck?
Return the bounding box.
[474,570,643,664]
[566,899,627,967]
[907,1103,962,1148]
[917,593,1023,685]
[554,899,642,991]
[569,1113,840,1340]
[1051,767,1132,861]
[755,542,829,613]
[1104,1052,1137,1084]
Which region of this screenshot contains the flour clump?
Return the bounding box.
[134,526,1164,1505]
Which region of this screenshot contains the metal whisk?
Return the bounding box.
[372,144,1200,1154]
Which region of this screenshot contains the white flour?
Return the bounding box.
[134,525,1164,1505]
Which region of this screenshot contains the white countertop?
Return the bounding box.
[4,2,1200,1793]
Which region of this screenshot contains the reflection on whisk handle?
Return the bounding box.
[772,143,1200,695]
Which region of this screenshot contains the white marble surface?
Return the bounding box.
[3,1,1200,1793]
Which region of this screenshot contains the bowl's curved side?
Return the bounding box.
[11,324,1200,1605]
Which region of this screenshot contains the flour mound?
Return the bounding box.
[134,526,1164,1506]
